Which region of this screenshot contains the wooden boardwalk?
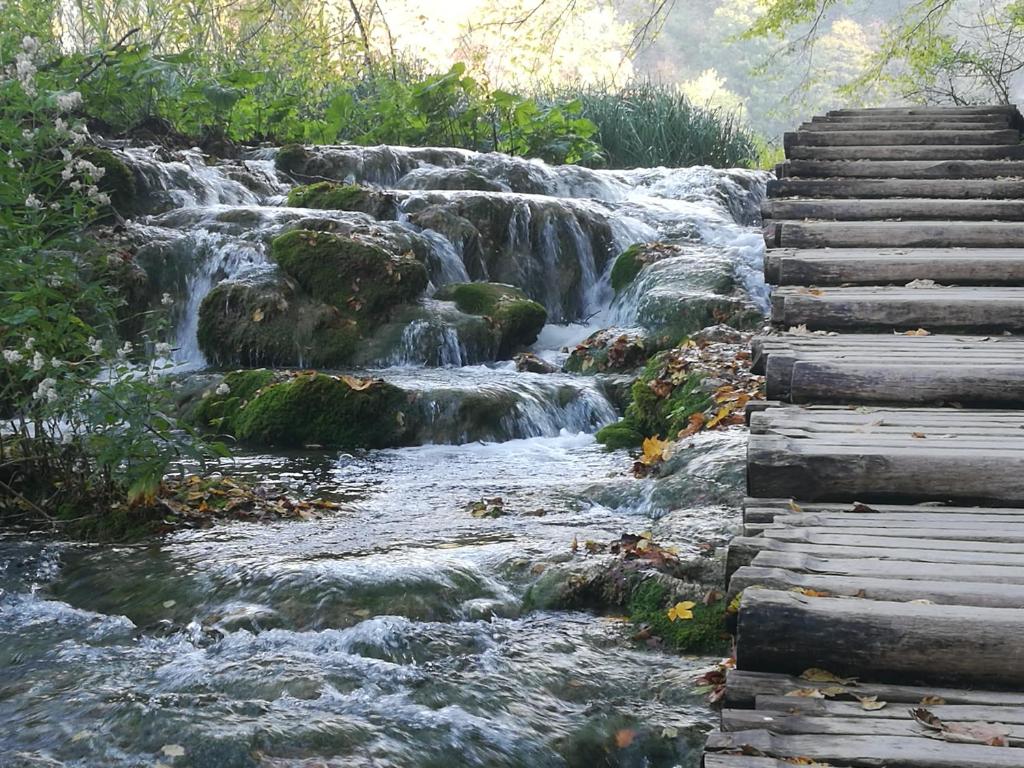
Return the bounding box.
[702,106,1024,767]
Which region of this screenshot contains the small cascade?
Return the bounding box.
[390,320,466,367]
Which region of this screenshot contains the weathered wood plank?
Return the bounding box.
[767,220,1024,249]
[827,106,1020,116]
[781,159,1024,179]
[706,729,1024,767]
[763,198,1024,221]
[722,710,1024,739]
[736,588,1024,686]
[784,129,1020,147]
[764,248,1024,286]
[787,144,1024,161]
[767,177,1024,198]
[751,404,1024,427]
[756,696,1024,723]
[704,756,819,768]
[805,117,1013,129]
[729,565,1024,607]
[771,285,1024,332]
[724,669,1024,707]
[751,550,1024,584]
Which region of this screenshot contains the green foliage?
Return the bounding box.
[628,580,730,654]
[230,372,414,449]
[543,81,759,169]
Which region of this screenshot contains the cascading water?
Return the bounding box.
[1,141,769,767]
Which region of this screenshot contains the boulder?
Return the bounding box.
[433,282,547,357]
[286,181,398,219]
[563,328,654,374]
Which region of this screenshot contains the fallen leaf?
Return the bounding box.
[910,707,1010,746]
[904,328,931,336]
[800,668,857,685]
[250,307,264,323]
[161,745,186,757]
[785,688,825,699]
[911,431,926,439]
[920,695,947,706]
[856,695,887,711]
[639,436,673,466]
[340,375,374,391]
[614,729,636,748]
[667,601,696,622]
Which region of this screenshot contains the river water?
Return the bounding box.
[0,145,768,767]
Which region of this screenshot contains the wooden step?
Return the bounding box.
[780,159,1024,179]
[785,129,1020,148]
[806,117,1014,129]
[787,144,1024,161]
[767,177,1024,199]
[763,197,1024,221]
[743,498,1024,526]
[764,247,1024,286]
[766,220,1024,248]
[735,588,1024,687]
[752,333,1024,405]
[770,285,1024,332]
[828,105,1020,117]
[748,405,1024,503]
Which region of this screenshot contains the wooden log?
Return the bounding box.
[805,117,1013,129]
[751,550,1024,584]
[784,129,1019,147]
[770,285,1024,332]
[767,177,1024,198]
[729,565,1024,608]
[781,159,1024,179]
[706,729,1024,767]
[763,248,1024,286]
[704,756,812,768]
[827,106,1019,116]
[747,433,1024,503]
[781,361,1024,406]
[757,696,1024,723]
[722,710,1024,739]
[767,220,1024,249]
[723,669,1024,707]
[736,588,1024,686]
[787,144,1024,161]
[763,198,1024,222]
[751,404,1024,428]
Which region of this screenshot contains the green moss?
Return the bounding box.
[628,580,729,654]
[434,282,547,356]
[234,372,414,449]
[197,274,360,367]
[77,146,137,213]
[276,144,309,174]
[271,230,428,321]
[286,182,396,218]
[191,369,277,434]
[610,243,645,293]
[595,421,644,449]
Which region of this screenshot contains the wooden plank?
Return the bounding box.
[788,144,1024,161]
[724,669,1024,707]
[763,198,1024,221]
[770,285,1024,332]
[780,159,1024,179]
[784,129,1020,147]
[757,696,1024,723]
[827,106,1020,116]
[780,361,1024,406]
[704,756,819,768]
[729,565,1024,608]
[805,117,1013,129]
[706,729,1024,767]
[767,177,1024,198]
[765,526,1024,546]
[750,550,1024,583]
[751,404,1024,427]
[722,710,1024,739]
[736,588,1024,686]
[764,248,1024,286]
[767,220,1024,249]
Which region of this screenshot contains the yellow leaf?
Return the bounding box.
[614,729,636,748]
[340,375,374,391]
[856,695,887,711]
[800,668,857,685]
[920,695,947,706]
[667,601,696,622]
[904,328,931,336]
[251,307,264,323]
[640,436,672,466]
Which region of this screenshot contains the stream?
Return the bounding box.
[0,144,768,767]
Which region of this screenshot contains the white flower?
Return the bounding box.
[33,377,57,402]
[147,372,160,385]
[93,191,111,206]
[49,202,59,211]
[21,36,39,53]
[215,382,231,396]
[87,336,103,355]
[55,91,82,112]
[3,349,24,364]
[70,180,82,192]
[60,148,72,162]
[24,193,42,209]
[161,293,174,306]
[116,341,133,360]
[30,351,44,371]
[54,117,68,135]
[155,342,172,357]
[50,357,63,368]
[21,127,35,140]
[24,337,34,350]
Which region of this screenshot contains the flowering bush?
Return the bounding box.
[1,33,218,530]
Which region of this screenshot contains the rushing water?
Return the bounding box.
[0,144,767,767]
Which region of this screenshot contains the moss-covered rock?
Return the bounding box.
[271,230,428,322]
[236,372,414,448]
[594,421,644,450]
[434,282,547,357]
[628,579,729,654]
[77,146,137,214]
[609,244,646,293]
[275,144,310,175]
[286,182,398,219]
[197,269,360,367]
[191,369,277,434]
[564,329,655,375]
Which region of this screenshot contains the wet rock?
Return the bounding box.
[77,146,137,214]
[357,300,497,367]
[287,181,399,219]
[563,328,655,375]
[433,282,547,357]
[271,229,428,320]
[515,352,559,374]
[197,267,359,367]
[691,324,746,345]
[193,370,416,449]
